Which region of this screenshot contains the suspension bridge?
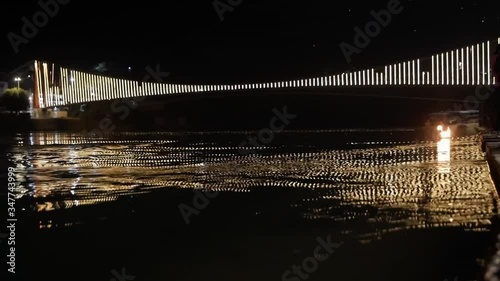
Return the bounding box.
[31,37,500,109]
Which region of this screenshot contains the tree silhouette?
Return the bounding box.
[1,88,29,113]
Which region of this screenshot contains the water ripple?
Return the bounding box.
[6,131,498,241]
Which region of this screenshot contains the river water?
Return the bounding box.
[3,129,500,281]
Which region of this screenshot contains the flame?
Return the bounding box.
[437,125,451,139]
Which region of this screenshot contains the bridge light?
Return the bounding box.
[403,62,406,85]
[393,64,398,85]
[446,52,449,85]
[451,51,454,85]
[385,66,388,85]
[471,46,475,85]
[389,66,392,85]
[461,48,464,85]
[456,49,459,85]
[487,41,491,84]
[466,47,470,85]
[411,60,415,86]
[434,55,438,85]
[407,62,411,85]
[477,43,480,85]
[441,54,444,86]
[482,42,485,85]
[417,59,420,85]
[398,63,401,85]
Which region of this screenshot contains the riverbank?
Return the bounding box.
[0,114,83,132]
[481,132,500,189]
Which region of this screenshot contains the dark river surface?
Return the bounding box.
[2,129,500,281]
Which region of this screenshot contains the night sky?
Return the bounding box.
[1,0,498,83]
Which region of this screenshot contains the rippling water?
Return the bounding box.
[4,130,500,281]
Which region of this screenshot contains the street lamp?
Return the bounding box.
[14,77,21,88]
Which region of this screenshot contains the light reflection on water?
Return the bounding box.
[7,131,498,240]
[437,138,451,173]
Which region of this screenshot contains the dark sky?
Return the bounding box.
[1,0,499,83]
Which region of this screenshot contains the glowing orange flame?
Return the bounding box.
[437,125,451,139]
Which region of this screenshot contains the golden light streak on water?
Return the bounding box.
[6,131,498,242]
